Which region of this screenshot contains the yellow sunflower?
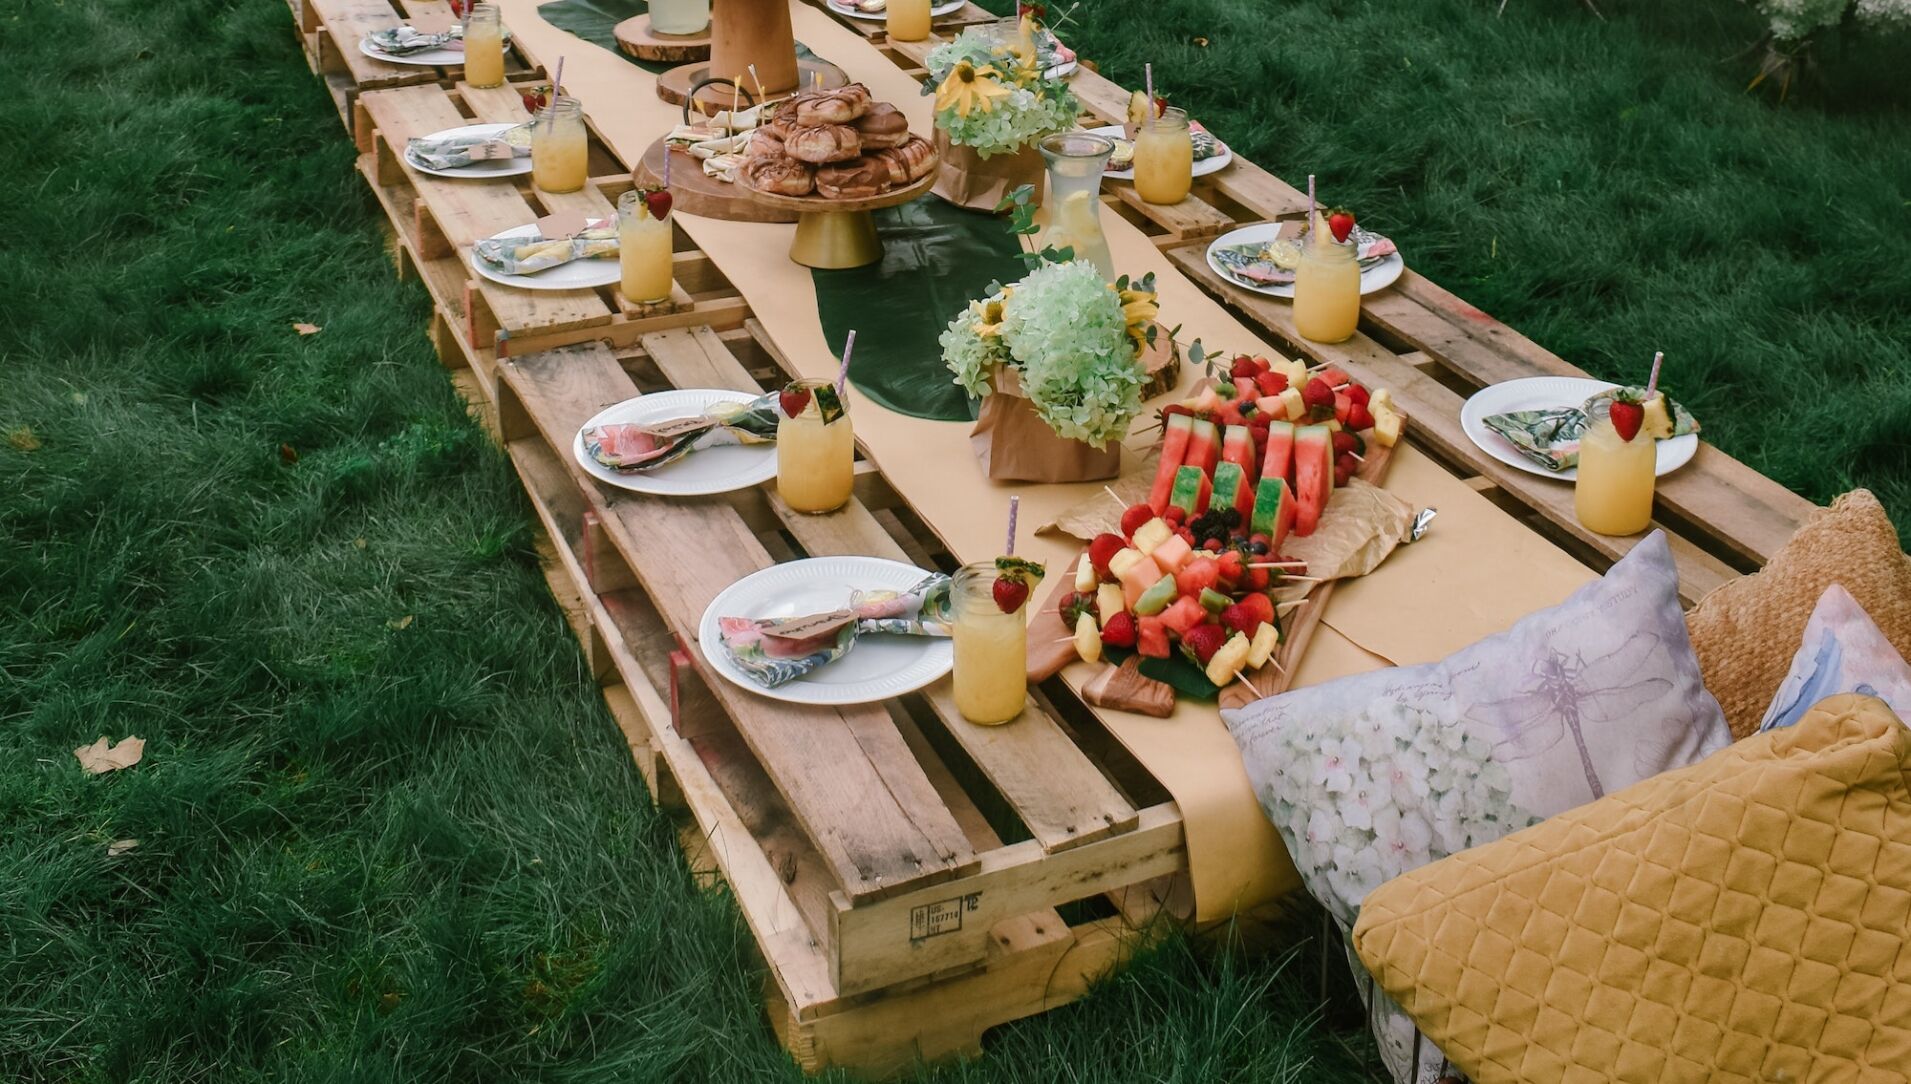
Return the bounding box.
[1117,282,1159,354]
[934,59,1011,117]
[968,288,1012,337]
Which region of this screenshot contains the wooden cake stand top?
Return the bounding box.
[633,137,798,224]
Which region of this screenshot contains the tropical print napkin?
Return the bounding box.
[366,24,467,55]
[406,122,532,170]
[472,221,616,275]
[1483,385,1700,472]
[579,392,781,472]
[716,574,954,689]
[1210,225,1396,288]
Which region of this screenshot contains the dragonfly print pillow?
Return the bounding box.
[1222,530,1729,1084]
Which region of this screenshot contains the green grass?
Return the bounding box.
[0,0,1904,1080]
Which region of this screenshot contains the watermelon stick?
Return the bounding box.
[836,330,856,397]
[1646,350,1664,397]
[1005,495,1019,556]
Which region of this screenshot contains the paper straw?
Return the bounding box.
[1307,174,1316,230]
[1646,350,1664,397]
[548,57,565,121]
[1143,63,1155,129]
[835,330,856,397]
[1006,496,1020,556]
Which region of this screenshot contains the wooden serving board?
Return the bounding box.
[613,14,711,63]
[1026,412,1409,716]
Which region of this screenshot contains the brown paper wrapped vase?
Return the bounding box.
[969,368,1121,483]
[931,131,1045,212]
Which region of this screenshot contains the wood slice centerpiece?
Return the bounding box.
[734,167,938,269]
[632,136,798,224]
[613,14,711,63]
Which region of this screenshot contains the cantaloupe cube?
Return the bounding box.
[1150,534,1194,573]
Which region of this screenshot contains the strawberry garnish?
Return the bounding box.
[992,577,1030,614]
[644,187,672,220]
[778,384,812,418]
[1179,623,1227,665]
[1118,504,1153,538]
[991,555,1045,614]
[1327,209,1356,244]
[1100,611,1138,649]
[1087,532,1125,578]
[1608,395,1645,442]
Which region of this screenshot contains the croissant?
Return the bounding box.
[853,103,910,150]
[741,156,815,197]
[784,124,862,165]
[815,156,890,200]
[793,83,871,126]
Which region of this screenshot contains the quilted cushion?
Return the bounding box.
[1352,694,1911,1084]
[1686,490,1911,739]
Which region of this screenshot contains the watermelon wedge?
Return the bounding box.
[1220,425,1256,475]
[1185,419,1221,476]
[1168,465,1208,518]
[1147,414,1195,513]
[1260,420,1295,485]
[1211,461,1246,523]
[1293,425,1333,537]
[1251,477,1295,549]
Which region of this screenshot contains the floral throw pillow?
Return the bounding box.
[1222,531,1731,1084]
[1759,583,1911,732]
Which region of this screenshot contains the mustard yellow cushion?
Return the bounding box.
[1686,490,1911,739]
[1352,694,1911,1083]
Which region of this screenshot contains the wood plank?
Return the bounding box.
[498,341,978,901]
[309,0,436,89]
[1110,185,1235,241]
[1162,242,1739,604]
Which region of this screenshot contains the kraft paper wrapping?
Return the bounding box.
[492,0,1598,923]
[970,368,1123,483]
[930,132,1045,212]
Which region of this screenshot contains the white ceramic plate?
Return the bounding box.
[1203,221,1406,299]
[826,0,965,20]
[404,122,532,179]
[572,390,779,496]
[698,557,954,706]
[358,34,469,67]
[1086,123,1233,182]
[1461,376,1699,482]
[471,222,621,292]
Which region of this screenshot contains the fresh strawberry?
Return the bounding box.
[1346,401,1376,432]
[1230,355,1259,380]
[1327,208,1356,243]
[1220,603,1257,635]
[1345,383,1371,407]
[1334,451,1358,488]
[1202,537,1223,553]
[1059,591,1095,626]
[644,187,673,220]
[1245,567,1270,591]
[1240,591,1275,627]
[993,576,1030,614]
[1119,503,1154,538]
[1608,396,1645,442]
[1179,624,1229,666]
[1255,371,1288,397]
[1216,550,1245,583]
[1162,504,1186,524]
[1160,403,1193,419]
[1301,376,1337,413]
[1331,430,1363,458]
[778,385,811,418]
[1101,611,1138,649]
[1087,533,1126,578]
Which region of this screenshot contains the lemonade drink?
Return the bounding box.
[776,381,854,514]
[951,562,1028,725]
[1293,227,1361,343]
[532,96,588,194]
[1036,132,1116,281]
[1132,106,1193,205]
[461,4,505,88]
[617,190,674,304]
[1052,190,1116,281]
[887,0,931,41]
[1575,402,1656,536]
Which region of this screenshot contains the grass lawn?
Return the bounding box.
[0,0,1904,1081]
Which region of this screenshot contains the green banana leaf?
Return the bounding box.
[812,196,1027,422]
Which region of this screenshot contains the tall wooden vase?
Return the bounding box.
[655,0,849,108]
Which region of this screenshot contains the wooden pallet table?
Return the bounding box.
[806,0,1004,43]
[293,0,539,132]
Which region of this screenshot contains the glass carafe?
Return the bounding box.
[1036,132,1116,281]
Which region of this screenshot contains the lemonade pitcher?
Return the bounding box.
[1037,132,1116,281]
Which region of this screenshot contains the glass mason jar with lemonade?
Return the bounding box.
[1575,397,1656,536]
[532,96,588,194]
[950,561,1037,726]
[776,380,854,515]
[617,188,675,305]
[1132,106,1193,206]
[461,3,505,88]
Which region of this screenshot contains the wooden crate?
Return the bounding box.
[296,0,539,131]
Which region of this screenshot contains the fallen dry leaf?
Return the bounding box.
[107,839,140,857]
[1190,35,1210,47]
[7,426,40,452]
[293,322,323,336]
[74,736,145,774]
[387,614,414,631]
[353,537,368,551]
[279,443,300,464]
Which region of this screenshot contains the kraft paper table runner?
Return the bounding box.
[493,0,1595,921]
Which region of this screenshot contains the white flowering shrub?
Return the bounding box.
[1750,0,1911,40]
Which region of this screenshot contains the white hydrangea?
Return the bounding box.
[1749,0,1911,40]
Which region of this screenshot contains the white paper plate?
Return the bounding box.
[471,222,621,292]
[1461,376,1699,482]
[1087,123,1233,182]
[572,390,778,496]
[404,123,532,179]
[1203,221,1406,299]
[826,0,965,20]
[358,35,468,67]
[698,557,954,706]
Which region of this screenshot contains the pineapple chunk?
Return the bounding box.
[1372,407,1403,448]
[1074,553,1097,593]
[1131,517,1174,556]
[1074,613,1103,665]
[1096,583,1126,629]
[1278,357,1310,389]
[1108,548,1145,578]
[1277,386,1306,422]
[1641,393,1673,440]
[1323,418,1342,433]
[1246,622,1279,668]
[1369,387,1395,415]
[1205,632,1253,687]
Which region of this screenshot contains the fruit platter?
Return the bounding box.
[1030,353,1409,714]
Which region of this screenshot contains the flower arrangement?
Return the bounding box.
[942,261,1157,449]
[1736,0,1911,97]
[924,22,1080,158]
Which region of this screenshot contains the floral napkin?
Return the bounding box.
[366,24,466,55]
[579,392,782,472]
[472,221,616,276]
[1210,225,1396,288]
[716,574,955,689]
[1482,385,1700,472]
[406,122,532,171]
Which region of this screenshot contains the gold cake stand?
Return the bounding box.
[735,168,938,269]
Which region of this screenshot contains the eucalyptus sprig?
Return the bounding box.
[996,184,1074,269]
